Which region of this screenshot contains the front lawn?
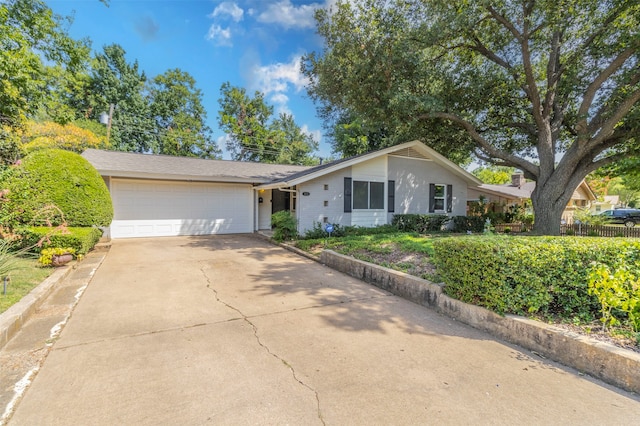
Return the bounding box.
[0,258,53,314]
[295,231,443,281]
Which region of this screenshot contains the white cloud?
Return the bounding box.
[301,124,321,143]
[257,0,322,30]
[206,25,233,46]
[251,56,308,95]
[210,2,244,22]
[270,93,292,115]
[270,93,290,105]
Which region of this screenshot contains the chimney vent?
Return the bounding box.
[511,173,525,188]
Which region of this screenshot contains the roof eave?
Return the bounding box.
[99,170,267,184]
[256,140,482,189]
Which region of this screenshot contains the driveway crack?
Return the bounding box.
[200,266,325,425]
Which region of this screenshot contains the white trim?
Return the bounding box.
[432,183,447,213]
[255,141,482,190]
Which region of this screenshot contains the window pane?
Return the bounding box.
[370,182,384,209]
[434,198,445,211]
[353,181,368,209]
[434,184,445,197]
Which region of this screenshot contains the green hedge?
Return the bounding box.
[450,216,485,233]
[391,214,449,232]
[432,236,640,319]
[17,226,103,255]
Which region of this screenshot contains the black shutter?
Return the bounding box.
[388,180,395,213]
[428,183,435,213]
[344,177,352,212]
[446,184,453,213]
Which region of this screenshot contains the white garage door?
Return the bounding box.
[110,179,253,238]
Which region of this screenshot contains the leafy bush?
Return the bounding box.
[304,221,346,239]
[392,214,449,233]
[271,211,297,241]
[588,258,640,331]
[433,236,640,318]
[0,149,113,227]
[17,226,102,255]
[450,216,485,233]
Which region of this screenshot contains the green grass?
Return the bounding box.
[296,231,437,256]
[0,258,53,314]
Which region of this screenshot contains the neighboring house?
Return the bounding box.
[590,195,621,214]
[83,140,481,238]
[468,174,596,223]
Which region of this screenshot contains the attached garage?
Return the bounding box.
[110,179,253,238]
[82,149,310,239]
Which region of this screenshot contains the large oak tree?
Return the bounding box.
[304,0,640,235]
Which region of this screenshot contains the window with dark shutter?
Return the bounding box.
[353,181,368,209]
[429,184,435,213]
[430,184,449,213]
[344,177,352,212]
[370,182,384,209]
[388,180,395,213]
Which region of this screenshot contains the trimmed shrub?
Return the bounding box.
[343,224,398,236]
[17,226,102,255]
[432,236,640,318]
[304,222,346,239]
[0,149,113,227]
[450,216,485,233]
[271,211,297,242]
[392,214,449,233]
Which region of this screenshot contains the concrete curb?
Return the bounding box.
[0,265,73,350]
[320,249,640,394]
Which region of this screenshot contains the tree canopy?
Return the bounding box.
[304,0,640,234]
[149,69,220,158]
[0,0,89,128]
[472,166,516,185]
[218,82,318,165]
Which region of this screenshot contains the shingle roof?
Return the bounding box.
[82,149,311,184]
[477,183,532,199]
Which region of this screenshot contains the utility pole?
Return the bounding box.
[106,104,114,145]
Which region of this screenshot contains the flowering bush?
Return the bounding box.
[38,247,76,266]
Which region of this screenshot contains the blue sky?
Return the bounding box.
[46,0,339,159]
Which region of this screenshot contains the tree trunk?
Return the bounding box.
[530,185,571,236]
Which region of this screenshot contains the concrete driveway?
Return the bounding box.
[8,235,640,425]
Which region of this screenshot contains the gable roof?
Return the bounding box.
[255,140,482,189]
[475,183,531,200]
[82,149,311,184]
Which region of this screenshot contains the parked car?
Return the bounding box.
[598,209,640,227]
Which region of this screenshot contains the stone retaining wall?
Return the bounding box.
[320,249,640,394]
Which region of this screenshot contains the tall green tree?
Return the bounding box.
[87,44,155,153]
[218,82,318,164]
[270,113,318,165]
[305,0,640,235]
[149,69,220,159]
[0,0,89,128]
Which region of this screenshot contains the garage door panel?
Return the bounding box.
[110,179,253,238]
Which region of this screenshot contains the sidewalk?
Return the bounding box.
[0,250,107,424]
